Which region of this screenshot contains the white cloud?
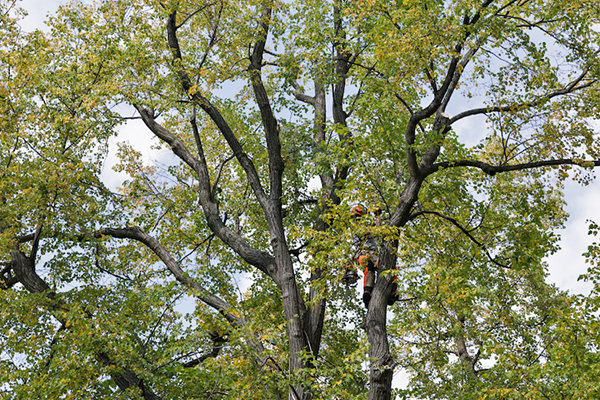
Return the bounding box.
[546,177,600,295]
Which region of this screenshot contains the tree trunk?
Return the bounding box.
[365,241,398,400]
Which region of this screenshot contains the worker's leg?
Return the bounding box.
[362,259,377,308]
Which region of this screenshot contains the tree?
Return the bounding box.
[1,0,600,399]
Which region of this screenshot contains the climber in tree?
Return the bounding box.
[344,205,399,308]
[348,206,381,308]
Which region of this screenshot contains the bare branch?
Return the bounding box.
[211,155,234,199]
[425,62,439,94]
[409,210,510,269]
[177,233,215,263]
[450,72,597,124]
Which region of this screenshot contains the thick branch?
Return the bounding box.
[293,87,316,105]
[404,57,459,177]
[302,79,330,361]
[9,248,53,295]
[165,11,269,208]
[248,5,284,204]
[332,4,352,185]
[182,332,227,368]
[96,351,163,400]
[134,106,278,279]
[455,317,479,378]
[98,226,245,326]
[439,43,483,112]
[134,105,204,184]
[29,223,43,262]
[405,0,494,178]
[427,158,600,176]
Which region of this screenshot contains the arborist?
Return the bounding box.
[341,205,380,308]
[342,205,399,308]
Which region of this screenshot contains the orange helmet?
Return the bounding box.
[351,206,366,217]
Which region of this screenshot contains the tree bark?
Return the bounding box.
[365,243,396,400]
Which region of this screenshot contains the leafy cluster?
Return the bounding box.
[1,0,600,399]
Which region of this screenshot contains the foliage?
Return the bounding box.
[1,0,600,399]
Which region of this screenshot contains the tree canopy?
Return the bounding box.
[1,0,600,399]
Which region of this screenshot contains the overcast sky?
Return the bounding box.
[16,0,600,297]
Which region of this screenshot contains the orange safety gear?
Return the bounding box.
[351,205,366,217]
[362,259,377,308]
[362,259,378,284]
[357,254,370,268]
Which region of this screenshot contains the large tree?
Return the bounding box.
[1,0,600,399]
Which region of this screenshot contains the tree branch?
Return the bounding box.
[182,332,227,368]
[3,248,164,400]
[427,158,600,176]
[174,2,220,29]
[165,11,270,209]
[248,5,284,204]
[134,105,278,280]
[408,210,510,269]
[293,85,316,105]
[449,71,597,124]
[404,0,495,178]
[211,155,234,198]
[96,351,164,400]
[98,226,247,326]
